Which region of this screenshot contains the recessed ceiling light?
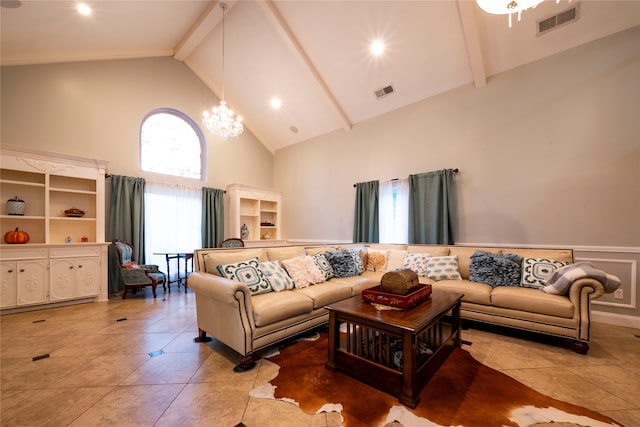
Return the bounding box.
[270,98,282,109]
[370,39,385,56]
[77,3,91,16]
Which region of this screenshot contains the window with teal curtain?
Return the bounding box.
[353,180,379,243]
[202,187,225,248]
[408,169,457,244]
[107,175,146,294]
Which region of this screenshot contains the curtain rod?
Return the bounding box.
[353,168,459,187]
[105,174,226,192]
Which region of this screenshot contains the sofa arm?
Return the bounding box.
[188,272,257,356]
[568,278,605,342]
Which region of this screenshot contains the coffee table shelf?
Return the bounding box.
[325,289,463,408]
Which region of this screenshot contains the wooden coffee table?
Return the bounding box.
[325,289,463,408]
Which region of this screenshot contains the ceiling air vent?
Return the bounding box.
[537,3,579,36]
[374,84,394,99]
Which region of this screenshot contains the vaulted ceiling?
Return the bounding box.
[2,1,638,152]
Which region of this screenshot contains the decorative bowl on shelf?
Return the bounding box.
[63,208,85,217]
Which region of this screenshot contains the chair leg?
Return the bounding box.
[122,286,129,299]
[151,283,157,298]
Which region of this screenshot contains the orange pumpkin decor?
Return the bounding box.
[4,227,30,244]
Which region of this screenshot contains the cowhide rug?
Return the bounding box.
[250,332,624,427]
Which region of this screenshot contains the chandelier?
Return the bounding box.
[476,0,544,27]
[203,2,243,140]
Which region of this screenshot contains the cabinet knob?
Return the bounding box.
[7,269,13,273]
[19,269,25,273]
[69,266,74,269]
[78,265,83,268]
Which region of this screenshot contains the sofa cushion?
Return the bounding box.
[345,248,365,274]
[294,282,353,309]
[433,280,493,305]
[267,246,306,262]
[469,250,522,288]
[403,253,429,277]
[386,249,408,271]
[282,256,325,288]
[217,257,272,295]
[204,249,268,275]
[407,245,450,257]
[366,249,389,272]
[251,291,314,327]
[259,261,295,292]
[311,253,335,280]
[448,247,501,279]
[504,248,573,264]
[491,286,574,318]
[305,246,337,256]
[521,258,568,289]
[426,256,462,281]
[331,273,381,295]
[325,250,359,278]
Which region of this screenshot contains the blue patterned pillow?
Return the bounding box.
[426,256,462,281]
[324,250,358,278]
[259,261,295,292]
[345,248,365,274]
[469,250,522,287]
[311,253,335,280]
[521,258,567,289]
[402,253,430,277]
[217,257,272,295]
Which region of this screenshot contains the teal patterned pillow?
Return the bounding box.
[217,257,272,295]
[426,255,462,281]
[402,253,430,277]
[346,248,365,274]
[259,261,294,292]
[311,253,334,280]
[521,258,567,289]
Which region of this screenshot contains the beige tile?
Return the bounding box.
[0,387,112,427]
[121,352,209,385]
[1,355,93,390]
[162,332,213,354]
[155,381,253,426]
[68,384,183,427]
[54,354,150,387]
[567,364,640,409]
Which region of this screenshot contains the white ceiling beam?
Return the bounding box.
[457,0,487,88]
[257,0,352,132]
[173,1,238,62]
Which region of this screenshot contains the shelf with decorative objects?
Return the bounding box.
[0,145,110,312]
[226,183,281,242]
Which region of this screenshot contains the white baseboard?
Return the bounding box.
[592,310,640,330]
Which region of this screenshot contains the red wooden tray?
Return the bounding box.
[362,283,432,308]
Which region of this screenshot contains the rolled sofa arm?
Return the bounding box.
[568,278,605,342]
[188,272,257,356]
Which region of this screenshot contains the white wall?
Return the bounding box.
[273,26,640,324]
[1,57,273,190]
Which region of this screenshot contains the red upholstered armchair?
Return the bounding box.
[112,240,167,299]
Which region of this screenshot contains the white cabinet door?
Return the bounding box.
[16,260,47,306]
[76,257,100,297]
[50,257,100,300]
[0,262,18,308]
[50,259,76,301]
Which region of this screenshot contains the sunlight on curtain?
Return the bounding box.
[379,178,409,244]
[144,182,202,281]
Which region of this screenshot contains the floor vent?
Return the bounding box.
[374,84,394,99]
[537,3,579,35]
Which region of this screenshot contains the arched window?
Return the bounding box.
[140,109,205,180]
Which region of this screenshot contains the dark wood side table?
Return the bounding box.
[154,252,193,293]
[325,289,463,408]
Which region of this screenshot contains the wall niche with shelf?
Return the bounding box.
[227,183,281,242]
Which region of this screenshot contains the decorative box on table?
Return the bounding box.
[362,283,432,308]
[380,269,419,295]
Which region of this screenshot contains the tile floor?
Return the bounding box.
[1,287,639,427]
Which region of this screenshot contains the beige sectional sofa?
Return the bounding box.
[189,243,607,370]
